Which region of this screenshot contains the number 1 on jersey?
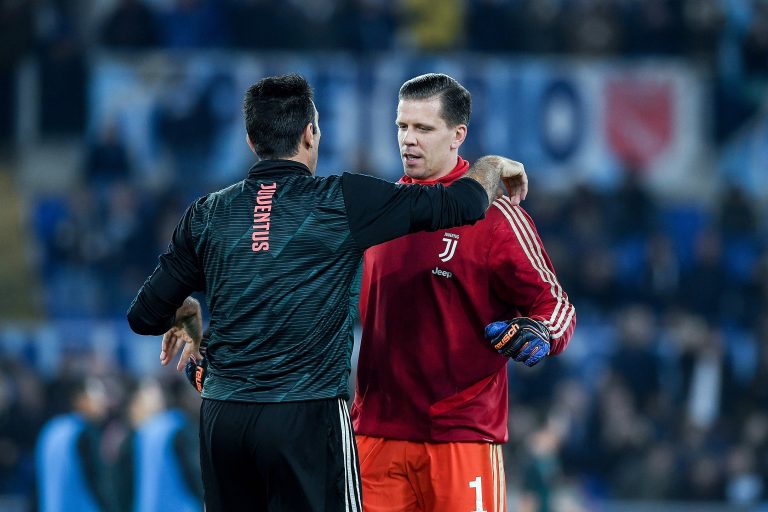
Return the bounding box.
[469,476,487,512]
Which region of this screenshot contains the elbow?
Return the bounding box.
[127,308,164,336]
[127,311,150,335]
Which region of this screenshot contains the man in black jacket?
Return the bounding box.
[127,73,525,512]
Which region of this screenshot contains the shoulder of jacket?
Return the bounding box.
[487,196,520,222]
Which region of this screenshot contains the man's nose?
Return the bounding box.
[401,128,417,145]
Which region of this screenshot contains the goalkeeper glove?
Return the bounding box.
[485,317,550,367]
[184,330,209,393]
[184,354,207,393]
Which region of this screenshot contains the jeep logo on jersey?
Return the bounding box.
[432,267,453,278]
[438,233,459,262]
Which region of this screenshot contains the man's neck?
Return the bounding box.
[284,152,314,175]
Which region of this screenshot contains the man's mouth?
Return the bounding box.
[403,153,421,163]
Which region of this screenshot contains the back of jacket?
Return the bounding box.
[183,163,362,402]
[128,159,489,403]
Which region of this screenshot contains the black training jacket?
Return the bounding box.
[127,159,487,402]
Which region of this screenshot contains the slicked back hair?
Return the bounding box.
[398,73,471,128]
[243,74,316,160]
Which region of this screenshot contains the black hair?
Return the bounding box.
[243,74,316,160]
[398,73,471,127]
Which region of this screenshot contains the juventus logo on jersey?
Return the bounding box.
[438,233,459,262]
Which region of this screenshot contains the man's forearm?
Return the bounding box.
[464,156,521,204]
[175,297,202,344]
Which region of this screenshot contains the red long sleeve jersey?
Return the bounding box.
[350,158,576,443]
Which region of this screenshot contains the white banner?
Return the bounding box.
[89,53,709,195]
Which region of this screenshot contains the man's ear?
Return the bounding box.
[450,124,468,150]
[302,123,315,148]
[246,133,256,153]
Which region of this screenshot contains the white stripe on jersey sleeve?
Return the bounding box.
[493,197,574,339]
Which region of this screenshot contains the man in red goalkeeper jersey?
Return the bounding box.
[350,73,576,512]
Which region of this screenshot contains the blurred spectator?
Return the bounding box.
[0,0,35,69]
[99,0,160,49]
[679,229,747,322]
[743,319,768,408]
[153,75,217,191]
[724,445,763,506]
[0,361,44,497]
[667,314,742,428]
[133,377,203,511]
[610,169,657,239]
[681,0,726,68]
[97,182,157,312]
[293,0,356,51]
[36,375,111,511]
[741,1,768,76]
[550,380,593,479]
[350,0,397,52]
[157,0,229,49]
[227,0,300,49]
[572,245,620,312]
[678,450,726,501]
[38,187,107,316]
[588,375,655,488]
[466,0,518,53]
[0,0,35,143]
[565,184,611,251]
[621,0,683,56]
[608,305,663,412]
[717,185,762,320]
[84,121,133,186]
[518,416,566,512]
[563,0,624,56]
[636,232,681,311]
[614,442,679,500]
[398,0,465,51]
[517,0,565,54]
[719,183,759,238]
[108,377,165,512]
[36,0,87,135]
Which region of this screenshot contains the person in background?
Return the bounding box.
[36,376,110,512]
[109,377,165,512]
[133,377,203,512]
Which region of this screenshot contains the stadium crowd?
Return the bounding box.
[1,0,767,141]
[0,0,767,510]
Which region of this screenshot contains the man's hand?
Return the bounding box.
[499,160,527,206]
[466,156,528,206]
[485,317,550,367]
[160,297,203,371]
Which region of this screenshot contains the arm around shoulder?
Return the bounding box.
[341,171,489,249]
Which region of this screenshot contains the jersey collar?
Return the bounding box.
[397,157,470,186]
[247,159,312,179]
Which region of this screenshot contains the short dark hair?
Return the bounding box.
[243,74,316,160]
[399,73,471,127]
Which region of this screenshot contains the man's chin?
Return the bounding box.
[403,165,425,179]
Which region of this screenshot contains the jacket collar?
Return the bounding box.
[247,159,312,180]
[397,157,469,186]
